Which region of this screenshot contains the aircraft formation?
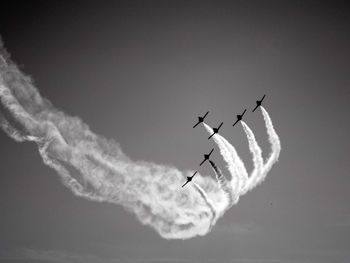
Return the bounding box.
[182,94,266,187]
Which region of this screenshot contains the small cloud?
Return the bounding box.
[331,217,350,228]
[213,221,259,235]
[144,258,200,263]
[0,248,200,263]
[230,259,318,263]
[21,249,98,263]
[0,248,109,263]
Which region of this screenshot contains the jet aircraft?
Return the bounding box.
[182,171,198,187]
[193,111,209,128]
[252,95,266,112]
[232,109,247,127]
[200,148,214,166]
[208,122,223,140]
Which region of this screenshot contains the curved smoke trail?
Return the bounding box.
[240,108,281,195]
[0,38,281,239]
[240,121,264,194]
[208,160,235,214]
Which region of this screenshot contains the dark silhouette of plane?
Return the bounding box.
[193,111,209,128]
[182,171,198,187]
[252,95,266,112]
[232,109,247,127]
[200,148,214,166]
[208,122,223,140]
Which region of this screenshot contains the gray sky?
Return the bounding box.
[0,1,350,262]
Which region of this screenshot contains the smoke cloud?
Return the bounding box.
[0,39,281,239]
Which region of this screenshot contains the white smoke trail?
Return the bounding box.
[202,123,241,193]
[218,135,248,194]
[0,38,281,239]
[0,41,225,239]
[208,160,236,212]
[202,123,248,196]
[261,106,281,171]
[192,182,217,226]
[240,107,281,195]
[240,121,264,195]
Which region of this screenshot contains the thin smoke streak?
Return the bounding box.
[193,182,217,227]
[208,160,236,211]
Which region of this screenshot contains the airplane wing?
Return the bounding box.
[182,180,189,187]
[261,94,266,101]
[200,159,206,166]
[193,122,200,128]
[242,109,247,116]
[217,122,223,130]
[208,133,214,140]
[232,119,239,127]
[252,105,259,112]
[209,148,214,155]
[203,111,209,118]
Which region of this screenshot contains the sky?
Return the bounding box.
[0,1,350,262]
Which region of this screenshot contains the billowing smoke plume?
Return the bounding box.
[0,38,281,239]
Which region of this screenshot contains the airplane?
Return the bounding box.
[252,94,266,112]
[232,109,247,127]
[208,122,223,140]
[182,171,198,187]
[193,111,209,128]
[200,148,214,166]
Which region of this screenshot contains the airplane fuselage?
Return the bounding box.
[193,111,209,128]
